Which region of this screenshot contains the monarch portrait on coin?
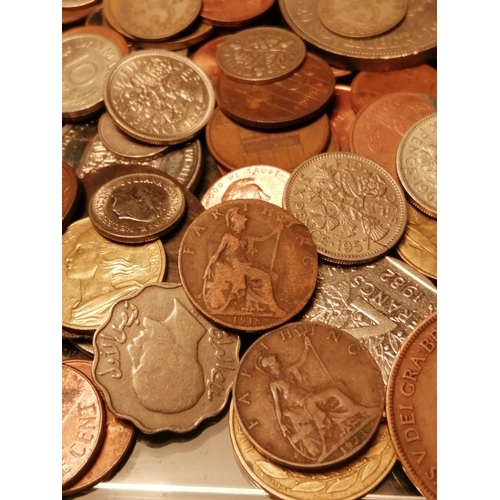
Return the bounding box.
[221,177,271,202]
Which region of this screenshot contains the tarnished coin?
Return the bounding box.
[396,113,437,218]
[201,165,290,209]
[63,161,80,231]
[216,27,306,84]
[92,282,240,433]
[396,203,437,279]
[62,217,166,331]
[104,50,215,145]
[317,0,408,39]
[62,120,99,170]
[215,52,335,129]
[62,31,122,120]
[62,364,106,488]
[328,85,356,152]
[298,256,437,384]
[233,321,385,468]
[89,172,187,243]
[179,199,318,332]
[230,401,396,500]
[283,152,407,265]
[189,34,232,87]
[386,312,437,500]
[201,0,275,27]
[62,360,135,496]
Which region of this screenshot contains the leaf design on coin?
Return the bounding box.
[292,480,326,492]
[256,461,289,479]
[325,471,359,492]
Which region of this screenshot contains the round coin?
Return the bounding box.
[104,50,215,145]
[178,199,318,332]
[189,34,232,87]
[63,25,130,57]
[229,401,396,500]
[396,113,437,218]
[62,161,80,231]
[386,312,437,499]
[283,152,408,265]
[327,85,356,152]
[201,0,274,27]
[216,27,306,84]
[233,321,385,468]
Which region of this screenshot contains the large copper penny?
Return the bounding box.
[88,172,187,243]
[283,152,408,265]
[179,199,318,332]
[92,282,240,433]
[233,321,385,468]
[62,364,106,488]
[206,107,330,173]
[62,360,135,496]
[201,0,275,27]
[62,160,80,232]
[327,85,356,152]
[189,34,232,87]
[215,52,336,129]
[386,312,437,500]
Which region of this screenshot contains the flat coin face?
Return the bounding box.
[89,172,187,243]
[104,50,215,145]
[201,0,274,26]
[396,113,437,218]
[92,283,240,433]
[233,322,385,469]
[62,364,106,488]
[317,0,408,39]
[283,152,408,265]
[63,161,80,231]
[62,217,166,331]
[179,199,318,332]
[386,312,437,500]
[63,25,130,57]
[230,401,396,500]
[216,27,306,84]
[215,52,335,129]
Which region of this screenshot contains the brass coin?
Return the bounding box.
[386,312,437,499]
[62,217,166,332]
[396,113,437,218]
[233,321,385,468]
[92,282,240,433]
[62,161,80,231]
[179,199,318,332]
[104,50,215,145]
[283,152,408,265]
[229,401,397,500]
[62,363,106,488]
[216,27,306,84]
[88,172,187,243]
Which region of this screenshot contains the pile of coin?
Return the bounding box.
[62,1,437,498]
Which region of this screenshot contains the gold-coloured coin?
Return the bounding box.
[229,401,396,500]
[62,217,166,332]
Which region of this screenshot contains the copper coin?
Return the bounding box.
[351,65,438,113]
[216,52,335,129]
[92,282,240,433]
[62,3,96,24]
[201,0,275,27]
[62,360,135,496]
[283,152,408,265]
[62,25,130,57]
[206,107,331,173]
[88,172,187,243]
[179,199,318,332]
[233,321,385,468]
[350,92,437,180]
[189,34,232,87]
[62,161,80,232]
[327,84,356,152]
[62,363,106,489]
[63,0,99,9]
[386,312,437,499]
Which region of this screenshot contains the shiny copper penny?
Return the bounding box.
[62,360,135,496]
[234,321,385,468]
[351,65,438,113]
[179,199,318,332]
[206,108,330,173]
[201,0,275,27]
[62,161,80,232]
[89,172,187,243]
[328,85,356,152]
[62,364,106,488]
[92,282,240,433]
[216,27,306,84]
[62,25,130,57]
[230,401,396,500]
[386,312,437,500]
[201,165,290,209]
[189,34,232,87]
[350,92,436,180]
[62,3,96,24]
[215,52,335,129]
[283,152,408,265]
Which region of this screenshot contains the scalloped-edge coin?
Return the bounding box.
[92,282,240,434]
[89,172,186,243]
